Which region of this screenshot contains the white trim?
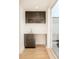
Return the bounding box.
[46,48,57,59]
[51,48,58,59]
[19,48,24,54]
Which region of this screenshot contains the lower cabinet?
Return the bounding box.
[24,34,36,48]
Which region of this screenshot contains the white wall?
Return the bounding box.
[24,24,47,34]
[47,8,51,48]
[19,5,25,54]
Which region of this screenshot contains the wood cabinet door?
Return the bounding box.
[24,34,35,48]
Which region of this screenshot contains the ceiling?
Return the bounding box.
[20,0,56,11]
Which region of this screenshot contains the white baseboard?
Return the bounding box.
[19,48,24,54]
[51,48,58,59]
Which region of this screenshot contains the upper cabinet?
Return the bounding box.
[25,11,46,24]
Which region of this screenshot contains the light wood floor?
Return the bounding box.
[19,45,50,59]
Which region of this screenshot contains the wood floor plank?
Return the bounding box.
[19,45,50,59]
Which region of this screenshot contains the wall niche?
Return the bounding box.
[25,11,46,23]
